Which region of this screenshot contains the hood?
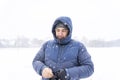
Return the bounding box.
[52,16,73,45]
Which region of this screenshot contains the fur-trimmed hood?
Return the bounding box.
[52,16,73,44]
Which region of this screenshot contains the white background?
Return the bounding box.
[0,0,120,40]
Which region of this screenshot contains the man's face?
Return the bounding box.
[55,27,68,40]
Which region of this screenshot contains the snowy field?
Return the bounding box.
[0,47,120,80]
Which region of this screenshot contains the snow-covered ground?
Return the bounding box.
[0,47,120,80]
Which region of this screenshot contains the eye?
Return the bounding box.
[62,29,68,32]
[55,29,60,32]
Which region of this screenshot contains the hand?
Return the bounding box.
[42,67,54,78]
[56,69,67,80]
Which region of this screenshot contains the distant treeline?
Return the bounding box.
[85,39,120,47]
[0,37,120,48]
[0,37,44,48]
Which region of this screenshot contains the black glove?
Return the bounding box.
[56,69,67,80]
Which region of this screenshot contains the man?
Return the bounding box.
[32,16,94,80]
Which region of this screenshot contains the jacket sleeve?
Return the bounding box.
[66,43,94,79]
[32,42,48,75]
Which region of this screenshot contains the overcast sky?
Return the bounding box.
[0,0,120,40]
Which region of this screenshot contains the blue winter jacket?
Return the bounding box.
[32,16,94,80]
